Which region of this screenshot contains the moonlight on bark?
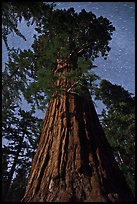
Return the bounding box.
[21,7,134,202]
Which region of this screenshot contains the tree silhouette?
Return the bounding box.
[95,79,135,195]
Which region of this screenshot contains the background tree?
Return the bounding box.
[2,3,47,202]
[95,79,135,195]
[2,2,55,50]
[2,108,43,202]
[8,167,28,202]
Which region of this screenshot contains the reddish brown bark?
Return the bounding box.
[22,61,134,202]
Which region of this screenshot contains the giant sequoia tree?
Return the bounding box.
[7,6,134,202]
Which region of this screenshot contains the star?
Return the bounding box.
[2,2,135,96]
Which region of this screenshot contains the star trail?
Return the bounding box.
[2,2,135,117]
[2,2,135,94]
[55,2,135,94]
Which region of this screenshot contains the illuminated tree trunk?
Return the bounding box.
[22,61,134,202]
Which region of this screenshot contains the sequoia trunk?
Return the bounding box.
[22,60,134,202]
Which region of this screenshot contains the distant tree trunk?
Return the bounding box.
[22,58,134,202]
[3,133,24,201]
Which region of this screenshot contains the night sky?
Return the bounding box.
[2,2,135,117]
[55,2,135,94]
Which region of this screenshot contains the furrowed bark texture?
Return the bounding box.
[22,62,134,202]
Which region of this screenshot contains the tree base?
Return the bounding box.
[22,91,134,202]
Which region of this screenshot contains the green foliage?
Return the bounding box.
[64,57,100,97]
[2,5,115,111]
[95,80,135,195]
[2,108,43,201]
[36,8,115,60]
[77,57,91,70]
[95,79,134,110]
[2,2,54,50]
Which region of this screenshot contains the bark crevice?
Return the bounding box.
[22,62,134,202]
